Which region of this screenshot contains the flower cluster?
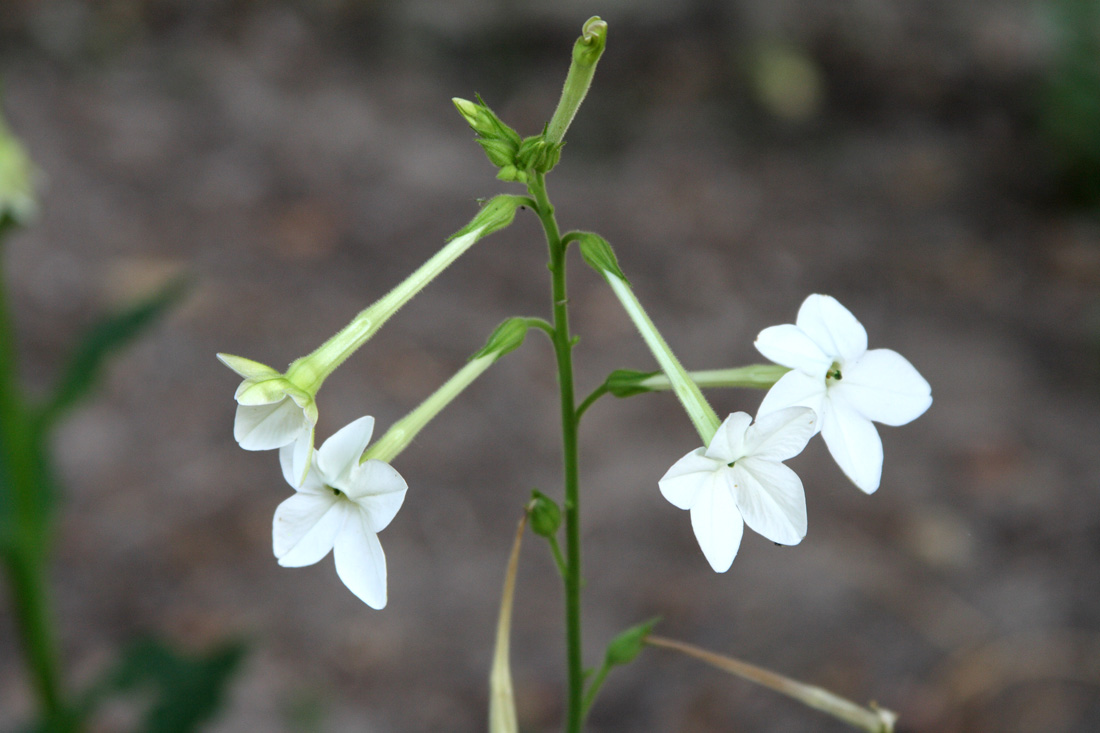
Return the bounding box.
[663,293,931,570]
[587,243,933,572]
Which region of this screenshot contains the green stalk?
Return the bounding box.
[529,172,584,732]
[0,253,70,730]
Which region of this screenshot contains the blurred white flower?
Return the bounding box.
[273,416,407,609]
[754,294,932,493]
[659,408,817,572]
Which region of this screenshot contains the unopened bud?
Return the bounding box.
[527,490,562,538]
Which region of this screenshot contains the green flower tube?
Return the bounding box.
[219,196,525,483]
[577,233,720,444]
[362,318,529,464]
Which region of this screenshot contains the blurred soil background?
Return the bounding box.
[2,0,1100,731]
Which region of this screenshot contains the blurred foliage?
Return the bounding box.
[1,105,241,733]
[1040,0,1100,207]
[39,277,190,427]
[71,638,248,733]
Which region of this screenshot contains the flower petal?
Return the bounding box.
[234,398,309,450]
[288,425,315,488]
[731,458,807,545]
[744,406,817,461]
[689,476,744,573]
[659,448,724,510]
[217,353,281,380]
[820,398,883,493]
[795,294,867,363]
[756,370,826,429]
[318,416,375,485]
[347,459,408,532]
[334,509,388,609]
[704,412,753,463]
[834,348,932,426]
[280,439,323,491]
[273,492,344,566]
[754,324,832,375]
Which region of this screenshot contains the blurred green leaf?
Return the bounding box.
[1041,0,1100,206]
[82,637,247,733]
[40,277,189,427]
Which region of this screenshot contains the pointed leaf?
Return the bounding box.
[42,277,189,426]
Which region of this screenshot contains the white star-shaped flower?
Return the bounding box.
[273,416,408,609]
[659,408,817,572]
[754,294,932,493]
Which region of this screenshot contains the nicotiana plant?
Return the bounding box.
[219,17,928,733]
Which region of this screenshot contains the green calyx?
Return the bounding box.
[576,232,627,282]
[450,195,525,241]
[471,318,530,362]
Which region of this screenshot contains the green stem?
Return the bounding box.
[525,317,557,340]
[575,383,610,423]
[546,534,568,578]
[2,552,69,728]
[0,250,70,730]
[529,171,584,732]
[580,661,611,717]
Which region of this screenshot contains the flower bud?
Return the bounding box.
[453,96,523,172]
[496,165,528,184]
[527,490,562,538]
[574,16,608,69]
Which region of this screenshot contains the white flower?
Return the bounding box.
[218,353,318,485]
[273,416,408,609]
[754,294,932,494]
[659,408,817,572]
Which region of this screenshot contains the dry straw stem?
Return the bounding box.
[645,635,897,733]
[489,515,527,733]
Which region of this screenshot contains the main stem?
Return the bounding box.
[530,172,584,732]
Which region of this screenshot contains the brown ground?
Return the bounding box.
[2,2,1099,731]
